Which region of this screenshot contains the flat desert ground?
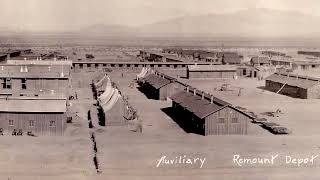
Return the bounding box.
[2,45,320,179]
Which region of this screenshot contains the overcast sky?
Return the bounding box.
[1,0,320,31]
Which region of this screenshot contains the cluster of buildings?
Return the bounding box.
[0,49,26,62]
[138,50,184,62]
[138,71,254,135]
[297,51,320,57]
[0,51,72,135]
[261,51,286,57]
[139,49,243,64]
[0,49,68,63]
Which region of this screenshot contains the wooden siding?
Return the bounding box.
[0,78,69,96]
[266,80,309,99]
[171,102,249,135]
[166,83,185,100]
[187,71,236,79]
[0,112,66,135]
[204,107,248,135]
[159,86,167,100]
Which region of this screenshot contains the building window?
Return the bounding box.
[21,79,27,89]
[9,120,14,126]
[2,78,12,89]
[232,118,238,123]
[49,121,55,127]
[29,120,34,127]
[218,117,225,123]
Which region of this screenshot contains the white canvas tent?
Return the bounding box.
[98,76,114,105]
[136,67,150,80]
[94,74,107,89]
[102,89,121,112]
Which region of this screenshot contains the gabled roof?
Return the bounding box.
[171,90,254,119]
[141,74,172,89]
[251,57,270,64]
[265,73,320,89]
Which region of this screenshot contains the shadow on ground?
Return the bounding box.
[136,86,158,100]
[161,107,204,136]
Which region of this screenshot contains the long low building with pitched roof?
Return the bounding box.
[265,72,320,99]
[0,64,71,97]
[138,72,185,100]
[187,65,238,79]
[170,88,254,135]
[0,96,67,135]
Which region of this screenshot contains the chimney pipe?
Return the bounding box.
[202,92,204,100]
[186,86,189,92]
[210,95,213,104]
[193,89,196,96]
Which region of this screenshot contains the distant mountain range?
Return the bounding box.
[3,8,320,38]
[137,8,320,38]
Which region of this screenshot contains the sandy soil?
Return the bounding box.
[91,70,320,179]
[3,69,320,179]
[3,45,320,179]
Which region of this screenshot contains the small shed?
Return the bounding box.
[170,90,253,135]
[187,65,238,79]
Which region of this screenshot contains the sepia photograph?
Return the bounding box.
[1,0,320,179]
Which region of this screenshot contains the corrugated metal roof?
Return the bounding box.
[0,98,66,112]
[265,73,320,89]
[142,74,172,89]
[188,65,237,71]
